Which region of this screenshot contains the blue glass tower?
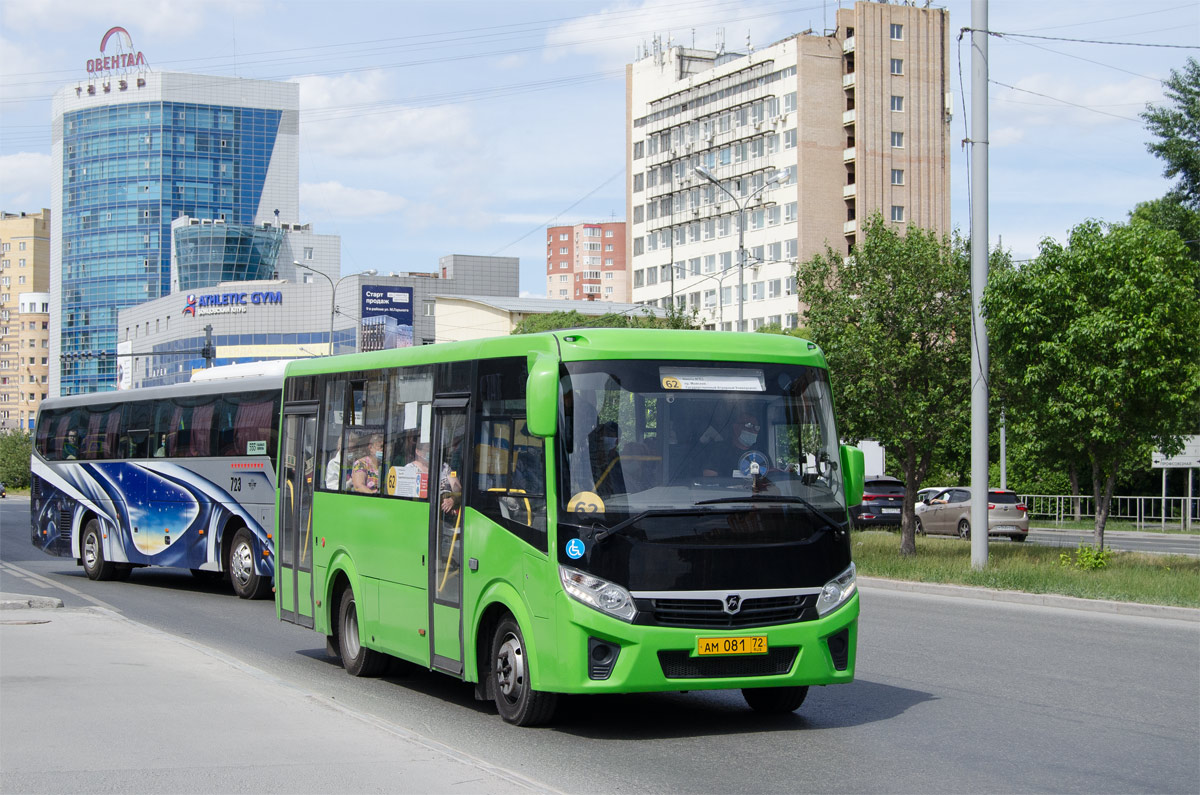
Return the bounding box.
[52,73,298,395]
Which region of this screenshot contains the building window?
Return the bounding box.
[891,23,903,40]
[890,58,904,75]
[605,244,613,252]
[303,247,314,260]
[783,129,797,149]
[891,205,905,223]
[891,131,904,148]
[559,262,568,269]
[634,269,645,287]
[633,141,644,159]
[891,95,904,112]
[633,173,644,192]
[424,301,435,316]
[560,233,568,241]
[559,247,568,255]
[892,169,905,185]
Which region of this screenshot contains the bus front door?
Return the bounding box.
[278,406,317,628]
[429,400,468,675]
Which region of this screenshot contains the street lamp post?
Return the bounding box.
[295,262,377,354]
[694,166,782,332]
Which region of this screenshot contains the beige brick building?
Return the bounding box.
[545,221,628,302]
[626,0,950,330]
[0,209,51,431]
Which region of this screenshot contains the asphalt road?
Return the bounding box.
[1028,527,1200,556]
[3,496,1198,793]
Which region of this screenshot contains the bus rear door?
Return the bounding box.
[278,405,317,627]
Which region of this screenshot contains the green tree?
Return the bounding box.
[1130,197,1200,263]
[0,430,33,490]
[797,215,975,555]
[1141,57,1200,210]
[984,218,1200,548]
[511,305,696,334]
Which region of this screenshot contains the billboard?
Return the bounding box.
[360,285,414,351]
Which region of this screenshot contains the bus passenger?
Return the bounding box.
[350,434,384,494]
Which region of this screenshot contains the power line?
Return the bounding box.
[962,27,1200,49]
[989,79,1142,122]
[490,168,624,256]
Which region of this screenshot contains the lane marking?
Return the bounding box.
[0,561,118,609]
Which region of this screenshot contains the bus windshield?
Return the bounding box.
[559,359,846,520]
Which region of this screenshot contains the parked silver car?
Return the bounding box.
[915,487,1029,541]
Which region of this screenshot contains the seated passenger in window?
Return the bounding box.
[350,434,383,494]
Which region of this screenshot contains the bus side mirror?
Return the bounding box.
[840,444,864,507]
[526,354,558,438]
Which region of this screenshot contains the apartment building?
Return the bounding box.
[626,0,950,330]
[0,210,51,429]
[545,221,628,302]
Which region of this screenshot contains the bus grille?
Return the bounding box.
[657,647,798,679]
[644,595,815,629]
[59,506,73,537]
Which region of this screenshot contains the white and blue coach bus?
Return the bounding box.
[30,368,283,598]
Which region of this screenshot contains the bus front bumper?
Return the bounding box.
[538,591,859,695]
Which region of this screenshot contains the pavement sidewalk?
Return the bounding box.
[0,596,551,794]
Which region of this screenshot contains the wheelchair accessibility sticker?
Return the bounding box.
[565,538,586,559]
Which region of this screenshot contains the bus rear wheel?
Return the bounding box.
[491,616,557,726]
[336,583,387,677]
[228,527,270,600]
[81,520,116,581]
[742,685,809,714]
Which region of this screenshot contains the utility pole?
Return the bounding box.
[970,0,990,570]
[202,324,215,368]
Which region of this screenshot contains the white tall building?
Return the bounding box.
[627,1,951,330]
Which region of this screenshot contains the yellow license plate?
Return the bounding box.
[697,635,769,656]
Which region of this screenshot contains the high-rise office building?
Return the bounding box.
[0,209,51,429]
[545,221,628,302]
[51,68,299,395]
[626,0,950,330]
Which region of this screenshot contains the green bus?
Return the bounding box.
[275,328,864,725]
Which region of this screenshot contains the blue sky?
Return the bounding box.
[1,0,1197,294]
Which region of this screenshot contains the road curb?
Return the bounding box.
[0,593,65,610]
[858,576,1200,622]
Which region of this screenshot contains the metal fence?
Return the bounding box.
[1020,494,1198,532]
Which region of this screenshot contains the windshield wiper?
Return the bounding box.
[694,494,848,532]
[566,507,718,545]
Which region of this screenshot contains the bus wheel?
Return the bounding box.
[81,520,116,581]
[228,528,271,600]
[957,520,971,539]
[337,583,387,677]
[491,616,557,726]
[742,685,808,714]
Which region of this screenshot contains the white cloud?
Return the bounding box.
[991,126,1026,147]
[300,181,408,220]
[0,153,52,208]
[295,71,476,159]
[544,0,791,66]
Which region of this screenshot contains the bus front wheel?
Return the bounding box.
[336,583,387,677]
[491,616,557,726]
[228,528,271,600]
[81,520,117,581]
[742,685,809,714]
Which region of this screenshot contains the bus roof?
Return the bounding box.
[37,373,283,412]
[280,329,827,378]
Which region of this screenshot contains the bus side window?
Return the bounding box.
[123,400,151,459]
[320,377,347,491]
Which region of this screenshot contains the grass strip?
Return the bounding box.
[852,531,1200,609]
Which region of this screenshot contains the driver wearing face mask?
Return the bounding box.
[701,412,770,478]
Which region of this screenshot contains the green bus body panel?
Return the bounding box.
[282,329,855,695]
[432,603,461,660]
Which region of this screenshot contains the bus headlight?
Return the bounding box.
[815,562,857,617]
[559,565,636,623]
